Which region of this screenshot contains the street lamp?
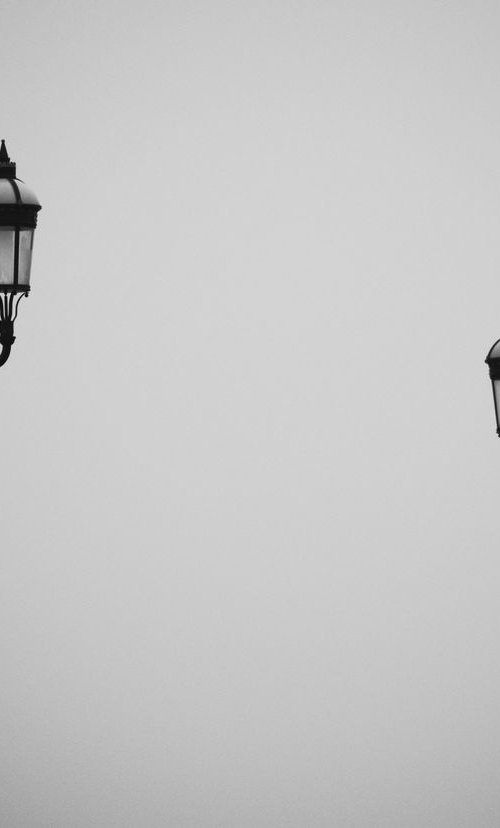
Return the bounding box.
[0,140,41,366]
[485,338,500,436]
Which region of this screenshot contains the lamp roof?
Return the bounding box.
[486,339,500,362]
[0,178,40,207]
[0,141,41,209]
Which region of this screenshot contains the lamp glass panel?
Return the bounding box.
[18,229,34,286]
[494,380,500,429]
[0,227,15,285]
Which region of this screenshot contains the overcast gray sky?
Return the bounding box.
[1,0,500,825]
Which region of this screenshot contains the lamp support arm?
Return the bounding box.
[0,320,15,366]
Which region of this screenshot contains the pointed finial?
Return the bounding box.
[0,140,10,163]
[0,140,16,178]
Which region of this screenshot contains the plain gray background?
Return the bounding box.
[1,0,500,825]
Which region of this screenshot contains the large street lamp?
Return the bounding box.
[485,338,500,435]
[0,140,41,366]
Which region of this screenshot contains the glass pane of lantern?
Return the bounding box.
[18,229,34,286]
[0,227,15,285]
[494,380,500,423]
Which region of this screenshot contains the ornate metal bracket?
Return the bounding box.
[0,292,28,366]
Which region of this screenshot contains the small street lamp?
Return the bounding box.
[0,140,41,366]
[485,338,500,436]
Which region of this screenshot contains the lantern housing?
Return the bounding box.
[485,338,500,436]
[0,140,41,366]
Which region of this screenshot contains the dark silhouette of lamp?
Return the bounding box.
[0,140,41,366]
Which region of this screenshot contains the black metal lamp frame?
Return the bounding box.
[0,141,40,366]
[486,339,500,436]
